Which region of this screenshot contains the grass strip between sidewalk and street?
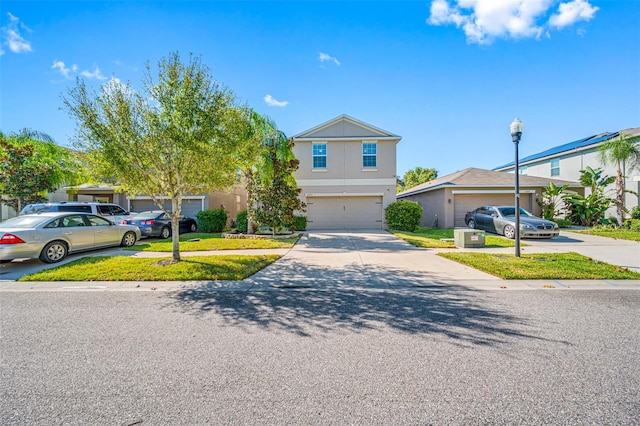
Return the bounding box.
[392,227,518,249]
[438,252,640,280]
[566,228,640,242]
[125,233,299,252]
[18,254,281,281]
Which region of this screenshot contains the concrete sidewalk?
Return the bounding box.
[1,230,639,292]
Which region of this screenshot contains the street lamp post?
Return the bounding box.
[510,118,524,258]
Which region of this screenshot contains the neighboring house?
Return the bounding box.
[493,127,640,217]
[292,115,401,229]
[396,167,583,228]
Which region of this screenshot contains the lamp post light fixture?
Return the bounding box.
[510,118,524,257]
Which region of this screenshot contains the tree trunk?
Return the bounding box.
[171,197,181,262]
[616,164,624,226]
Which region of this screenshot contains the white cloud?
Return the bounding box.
[2,12,32,54]
[264,94,289,107]
[80,66,107,81]
[427,0,599,44]
[549,0,598,29]
[51,60,78,79]
[102,77,133,97]
[318,52,340,66]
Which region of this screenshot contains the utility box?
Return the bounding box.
[454,229,485,248]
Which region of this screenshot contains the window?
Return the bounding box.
[362,142,377,168]
[519,166,528,175]
[313,143,327,169]
[550,159,560,176]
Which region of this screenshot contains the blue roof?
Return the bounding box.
[493,131,618,170]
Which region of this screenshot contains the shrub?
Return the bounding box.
[622,218,640,232]
[631,206,640,220]
[385,200,423,232]
[236,210,248,233]
[196,208,227,233]
[289,215,307,231]
[554,218,573,228]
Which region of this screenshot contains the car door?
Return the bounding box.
[60,214,95,251]
[86,214,121,247]
[475,207,491,231]
[485,207,500,234]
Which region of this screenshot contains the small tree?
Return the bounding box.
[63,52,254,261]
[598,132,640,226]
[0,131,86,212]
[537,182,569,221]
[562,167,615,226]
[397,167,438,192]
[385,200,423,231]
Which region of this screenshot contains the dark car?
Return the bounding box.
[464,206,559,239]
[121,211,197,239]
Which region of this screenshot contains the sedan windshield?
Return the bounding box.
[0,215,50,228]
[132,212,162,220]
[498,207,533,217]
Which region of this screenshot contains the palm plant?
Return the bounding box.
[598,132,640,225]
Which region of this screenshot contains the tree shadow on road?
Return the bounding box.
[165,262,552,347]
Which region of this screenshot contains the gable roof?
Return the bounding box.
[397,167,580,198]
[293,114,401,141]
[493,127,640,170]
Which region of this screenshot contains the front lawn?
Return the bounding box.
[438,252,640,280]
[567,228,640,242]
[392,227,517,249]
[19,254,281,281]
[126,233,299,252]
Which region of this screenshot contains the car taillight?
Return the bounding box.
[141,220,155,225]
[120,220,128,224]
[0,233,25,244]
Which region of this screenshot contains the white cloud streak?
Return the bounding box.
[264,94,289,107]
[80,66,107,81]
[318,52,340,66]
[427,0,599,44]
[51,60,78,79]
[2,12,32,54]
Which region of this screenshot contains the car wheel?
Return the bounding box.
[160,227,171,239]
[467,219,476,229]
[120,231,137,247]
[503,225,516,239]
[190,223,197,233]
[39,241,68,263]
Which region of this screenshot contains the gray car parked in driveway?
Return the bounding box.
[0,212,141,263]
[465,206,559,239]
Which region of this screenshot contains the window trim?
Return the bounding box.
[312,142,327,170]
[362,141,377,169]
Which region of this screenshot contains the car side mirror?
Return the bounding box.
[491,212,498,217]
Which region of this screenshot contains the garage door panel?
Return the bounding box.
[130,198,202,218]
[307,196,382,230]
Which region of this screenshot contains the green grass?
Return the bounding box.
[391,227,517,248]
[126,232,299,252]
[567,228,640,242]
[438,252,640,280]
[19,254,281,281]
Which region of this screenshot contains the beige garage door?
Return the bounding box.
[130,198,204,218]
[306,196,383,230]
[454,194,532,227]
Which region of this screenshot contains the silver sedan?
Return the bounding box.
[464,206,559,239]
[0,212,141,263]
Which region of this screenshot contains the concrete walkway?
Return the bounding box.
[1,230,639,292]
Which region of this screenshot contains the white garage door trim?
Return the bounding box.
[306,194,383,230]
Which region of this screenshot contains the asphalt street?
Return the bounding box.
[2,288,639,425]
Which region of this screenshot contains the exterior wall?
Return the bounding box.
[403,189,447,228]
[207,184,248,226]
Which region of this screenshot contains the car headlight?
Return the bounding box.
[520,224,535,230]
[553,223,559,229]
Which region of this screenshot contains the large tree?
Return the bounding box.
[397,166,438,192]
[598,132,640,225]
[243,113,304,234]
[0,130,86,212]
[63,52,254,261]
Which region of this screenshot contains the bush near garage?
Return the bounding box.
[385,200,423,232]
[236,210,248,233]
[622,218,640,232]
[288,215,307,231]
[631,207,640,220]
[196,208,228,233]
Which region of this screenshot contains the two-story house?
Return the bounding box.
[493,127,640,217]
[292,115,401,230]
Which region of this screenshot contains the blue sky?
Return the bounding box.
[1,0,638,177]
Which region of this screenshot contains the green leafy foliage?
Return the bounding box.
[537,182,569,220]
[385,200,423,232]
[631,206,640,220]
[397,166,438,192]
[196,208,228,233]
[63,52,255,261]
[289,215,307,231]
[236,210,248,232]
[563,167,615,226]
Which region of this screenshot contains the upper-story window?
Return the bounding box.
[313,143,327,169]
[362,142,377,168]
[550,159,560,176]
[519,166,528,175]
